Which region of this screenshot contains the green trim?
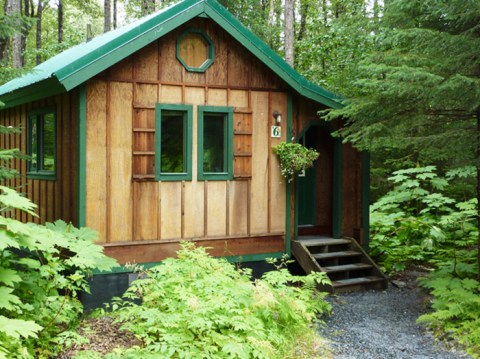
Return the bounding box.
[197,105,233,181]
[203,0,343,108]
[78,84,87,227]
[26,107,57,180]
[332,138,343,238]
[0,0,342,110]
[176,28,215,72]
[285,94,293,255]
[155,104,193,181]
[93,251,286,275]
[361,151,370,250]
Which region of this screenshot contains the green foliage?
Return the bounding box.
[325,0,480,170]
[418,268,480,358]
[272,142,319,182]
[110,243,331,358]
[370,166,477,273]
[0,187,117,358]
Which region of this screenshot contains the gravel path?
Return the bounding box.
[319,282,470,359]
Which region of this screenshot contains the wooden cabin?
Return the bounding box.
[0,0,370,278]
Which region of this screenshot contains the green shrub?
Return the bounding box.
[110,243,331,358]
[0,186,117,358]
[369,166,477,273]
[418,266,480,358]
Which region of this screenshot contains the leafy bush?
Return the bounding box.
[272,142,319,182]
[0,186,117,358]
[110,243,331,358]
[418,266,480,358]
[369,166,477,273]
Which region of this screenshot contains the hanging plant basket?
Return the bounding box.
[272,142,319,182]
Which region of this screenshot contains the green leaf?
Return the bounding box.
[0,287,22,310]
[0,186,37,216]
[0,315,42,339]
[0,268,21,286]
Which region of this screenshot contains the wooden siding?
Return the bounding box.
[0,92,78,225]
[85,19,288,262]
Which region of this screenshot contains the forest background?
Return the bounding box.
[1,0,480,357]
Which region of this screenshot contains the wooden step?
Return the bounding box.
[312,250,362,260]
[322,263,372,273]
[332,276,385,288]
[297,238,351,247]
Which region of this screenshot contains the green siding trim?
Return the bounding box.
[78,84,87,227]
[332,138,343,238]
[176,28,215,72]
[285,94,293,255]
[155,104,193,181]
[0,0,342,111]
[93,251,285,275]
[197,105,233,181]
[26,106,57,180]
[361,151,370,250]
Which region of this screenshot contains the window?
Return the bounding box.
[176,29,215,73]
[155,104,192,181]
[197,106,233,180]
[27,108,56,179]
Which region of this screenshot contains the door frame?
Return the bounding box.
[294,120,343,239]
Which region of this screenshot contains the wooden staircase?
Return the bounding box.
[292,236,388,292]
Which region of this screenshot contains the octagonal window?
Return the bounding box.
[176,29,214,72]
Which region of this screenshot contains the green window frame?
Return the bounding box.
[176,28,215,73]
[27,108,56,180]
[155,104,193,181]
[197,106,233,181]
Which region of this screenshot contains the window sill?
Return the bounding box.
[27,172,56,181]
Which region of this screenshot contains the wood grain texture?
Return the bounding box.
[206,88,227,106]
[269,91,287,232]
[160,181,182,239]
[86,80,108,241]
[250,91,269,233]
[159,85,183,103]
[108,82,133,242]
[183,181,205,238]
[133,181,158,240]
[206,181,227,237]
[104,234,285,264]
[133,42,159,81]
[228,180,248,235]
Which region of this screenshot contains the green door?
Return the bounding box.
[297,129,317,226]
[297,165,316,225]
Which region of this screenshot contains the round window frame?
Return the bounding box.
[176,29,215,73]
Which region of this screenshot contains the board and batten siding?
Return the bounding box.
[85,19,288,263]
[0,92,78,225]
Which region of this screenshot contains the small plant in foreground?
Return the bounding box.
[110,242,331,358]
[0,186,117,358]
[272,142,319,182]
[418,264,480,358]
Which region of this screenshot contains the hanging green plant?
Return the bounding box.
[272,142,319,182]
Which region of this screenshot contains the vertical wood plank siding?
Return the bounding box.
[0,92,78,225]
[85,19,288,255]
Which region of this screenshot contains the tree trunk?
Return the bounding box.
[58,0,63,43]
[113,0,117,29]
[0,0,10,63]
[36,0,42,64]
[284,0,294,66]
[477,106,480,280]
[104,0,111,33]
[10,0,23,68]
[142,0,155,16]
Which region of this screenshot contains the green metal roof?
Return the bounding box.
[0,0,342,109]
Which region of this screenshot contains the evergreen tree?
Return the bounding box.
[327,0,480,275]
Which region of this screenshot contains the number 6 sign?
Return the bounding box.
[271,126,281,138]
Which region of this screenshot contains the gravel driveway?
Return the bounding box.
[319,280,471,359]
